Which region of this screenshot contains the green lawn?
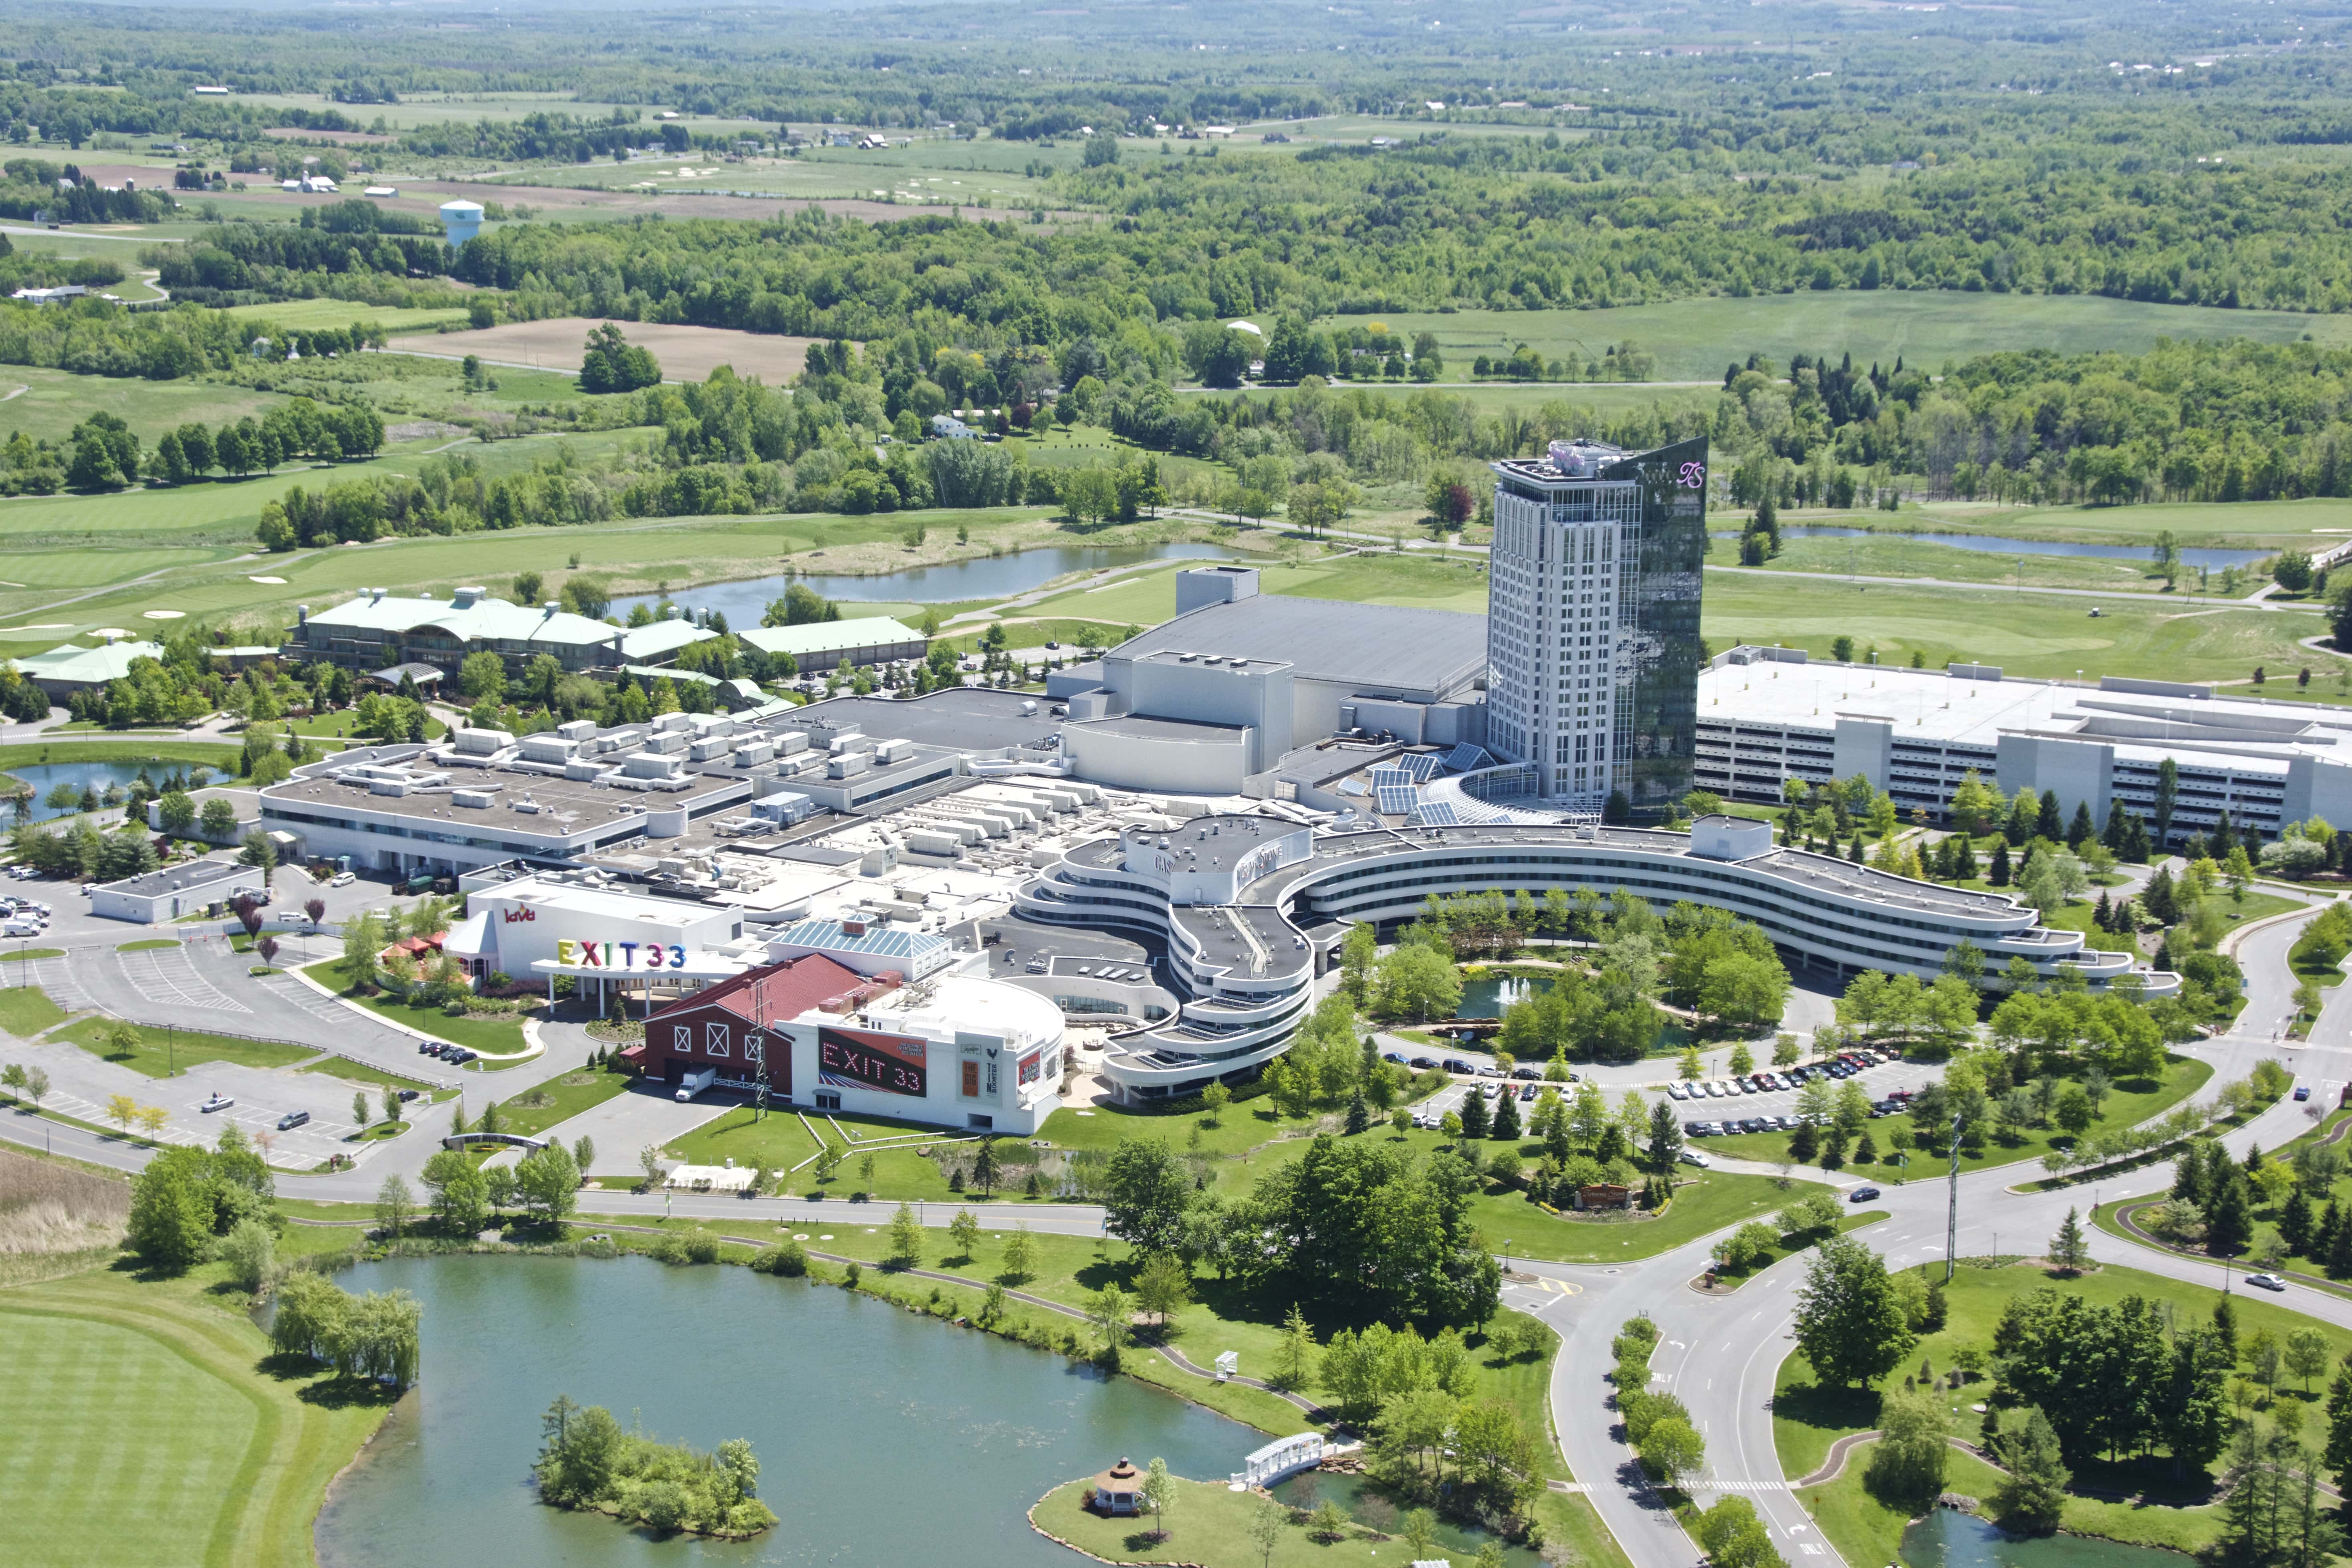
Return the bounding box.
[485,1067,631,1138]
[0,1256,398,1568]
[296,1054,445,1095]
[0,364,291,448]
[297,959,532,1055]
[1035,1473,1548,1568]
[1702,1055,2213,1184]
[1348,293,2352,387]
[1699,570,2331,685]
[0,985,69,1038]
[57,1017,314,1079]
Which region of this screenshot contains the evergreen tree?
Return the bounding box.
[1344,1091,1370,1135]
[2328,1211,2352,1281]
[2005,790,2038,847]
[2325,1360,2352,1489]
[2143,865,2179,923]
[1491,1087,1521,1142]
[1953,836,1979,879]
[2316,1198,2344,1262]
[2067,801,2096,848]
[1989,1407,2070,1535]
[1847,836,1865,864]
[2207,1176,2254,1255]
[1458,1084,1490,1140]
[2047,1207,2091,1273]
[2171,1142,2207,1208]
[1989,840,2011,886]
[2281,1187,2315,1257]
[2092,889,2114,930]
[2036,792,2066,842]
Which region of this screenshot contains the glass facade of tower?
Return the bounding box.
[1487,436,1707,818]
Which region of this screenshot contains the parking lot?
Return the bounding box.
[1398,1049,1925,1133]
[22,1054,387,1166]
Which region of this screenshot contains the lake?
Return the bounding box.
[1,758,201,824]
[1709,526,2269,571]
[615,543,1240,626]
[314,1253,1259,1568]
[1901,1507,2191,1568]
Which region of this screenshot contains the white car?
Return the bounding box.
[0,919,39,938]
[1679,1148,1711,1168]
[1723,1079,1745,1096]
[331,871,356,887]
[2247,1272,2288,1293]
[1667,1082,1690,1100]
[1703,1081,1724,1098]
[200,1092,234,1113]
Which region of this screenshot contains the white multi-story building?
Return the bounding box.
[1487,436,1709,813]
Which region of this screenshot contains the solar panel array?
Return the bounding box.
[1374,784,1419,815]
[1409,799,1460,827]
[1445,743,1491,774]
[1397,752,1443,782]
[1369,765,1411,791]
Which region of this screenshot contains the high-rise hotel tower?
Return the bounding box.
[1485,436,1709,816]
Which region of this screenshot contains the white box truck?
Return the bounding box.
[675,1067,718,1102]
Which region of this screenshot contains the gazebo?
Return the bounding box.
[1089,1457,1147,1516]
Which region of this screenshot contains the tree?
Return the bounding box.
[218,1216,276,1293]
[1694,1496,1784,1568]
[1640,1415,1705,1489]
[1375,943,1461,1021]
[1793,1237,1916,1389]
[420,1147,489,1234]
[1103,1138,1192,1253]
[1248,1497,1286,1568]
[1142,1456,1173,1543]
[1199,1081,1230,1124]
[107,1091,138,1134]
[2286,1326,2332,1394]
[888,1200,922,1265]
[376,1172,414,1237]
[947,1207,981,1262]
[2047,1207,2091,1273]
[238,830,278,886]
[353,1089,372,1129]
[1134,1251,1194,1328]
[1001,1224,1035,1284]
[1273,1303,1315,1390]
[1989,1407,2072,1535]
[133,1104,167,1142]
[1865,1384,1949,1506]
[1089,1283,1132,1351]
[126,1144,216,1271]
[514,1142,580,1224]
[1339,924,1377,1004]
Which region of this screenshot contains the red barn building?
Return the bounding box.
[626,953,863,1090]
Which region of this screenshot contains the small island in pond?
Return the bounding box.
[533,1396,778,1539]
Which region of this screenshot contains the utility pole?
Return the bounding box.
[1945,1109,1962,1282]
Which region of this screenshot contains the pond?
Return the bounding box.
[1709,525,2271,571]
[1900,1507,2191,1568]
[314,1253,1258,1568]
[1267,1467,1544,1567]
[615,542,1241,626]
[1457,972,1555,1019]
[0,758,204,824]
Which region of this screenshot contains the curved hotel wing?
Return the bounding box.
[1016,811,2173,1101]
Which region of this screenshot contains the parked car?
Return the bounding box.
[1476,1065,1503,1079]
[1410,1057,1436,1070]
[331,871,357,887]
[276,1110,311,1131]
[1519,1084,1537,1101]
[1667,1082,1690,1100]
[1442,1059,1476,1075]
[1383,1051,1408,1066]
[1685,1120,1716,1136]
[1849,1186,1882,1203]
[0,919,39,938]
[200,1092,233,1113]
[396,1088,421,1102]
[420,1041,441,1055]
[2247,1272,2289,1292]
[1679,1148,1711,1168]
[1511,1066,1541,1081]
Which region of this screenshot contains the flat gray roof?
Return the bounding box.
[787,690,1062,752]
[100,857,255,897]
[1071,714,1247,742]
[1112,594,1487,697]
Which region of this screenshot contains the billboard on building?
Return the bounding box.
[817,1026,928,1097]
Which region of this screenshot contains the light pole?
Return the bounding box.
[1945,1109,1962,1282]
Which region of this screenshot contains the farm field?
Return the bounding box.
[1697,567,2335,683]
[1345,293,2352,385]
[396,318,819,382]
[222,299,473,337]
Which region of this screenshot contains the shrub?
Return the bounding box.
[752,1241,807,1276]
